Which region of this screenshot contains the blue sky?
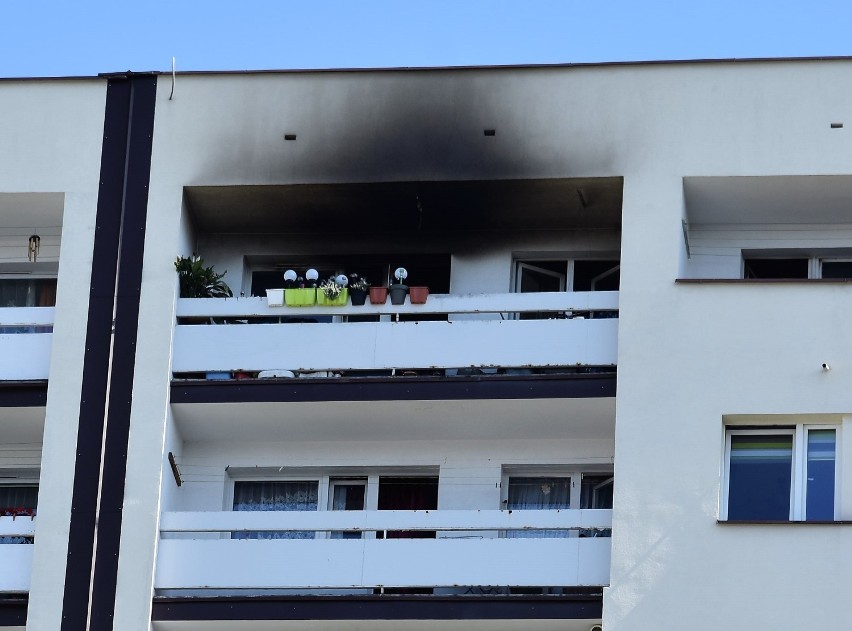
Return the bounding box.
[2,0,851,77]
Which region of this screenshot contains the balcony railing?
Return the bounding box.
[156,509,612,590]
[172,292,618,374]
[0,516,35,592]
[0,307,54,381]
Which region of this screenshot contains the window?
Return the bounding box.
[502,471,613,538]
[0,278,56,307]
[722,426,838,521]
[233,480,319,539]
[231,473,438,540]
[742,254,852,280]
[514,259,620,293]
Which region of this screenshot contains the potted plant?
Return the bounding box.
[174,255,233,298]
[348,274,370,306]
[389,267,409,305]
[285,268,319,306]
[317,275,349,306]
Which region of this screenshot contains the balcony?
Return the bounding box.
[0,308,54,381]
[156,509,611,592]
[172,291,618,376]
[0,516,35,592]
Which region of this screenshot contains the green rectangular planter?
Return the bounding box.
[316,288,348,306]
[284,288,317,306]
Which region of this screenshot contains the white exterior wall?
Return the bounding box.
[0,79,106,631]
[94,59,852,630]
[170,436,615,513]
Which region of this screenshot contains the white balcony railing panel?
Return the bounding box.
[159,509,613,533]
[156,509,612,590]
[0,517,36,538]
[156,537,611,590]
[0,516,36,592]
[0,546,32,592]
[175,292,619,319]
[172,292,618,373]
[0,308,54,381]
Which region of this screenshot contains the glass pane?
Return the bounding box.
[742,258,808,279]
[233,481,318,539]
[507,477,571,538]
[821,261,852,279]
[331,483,365,511]
[520,266,564,293]
[508,477,571,509]
[806,430,836,521]
[331,482,366,539]
[580,475,613,509]
[0,279,56,307]
[728,434,792,520]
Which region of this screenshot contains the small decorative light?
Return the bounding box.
[283,269,297,282]
[335,274,348,286]
[305,269,319,281]
[394,267,408,282]
[27,235,40,262]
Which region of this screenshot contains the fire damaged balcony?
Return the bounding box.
[171,291,618,379]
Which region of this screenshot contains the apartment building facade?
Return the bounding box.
[1,58,851,631]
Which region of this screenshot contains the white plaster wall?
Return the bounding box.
[0,78,106,631]
[111,59,852,630]
[171,436,614,514]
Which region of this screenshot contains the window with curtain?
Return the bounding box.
[232,481,318,539]
[507,477,571,538]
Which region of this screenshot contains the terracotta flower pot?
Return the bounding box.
[369,287,388,304]
[408,286,429,304]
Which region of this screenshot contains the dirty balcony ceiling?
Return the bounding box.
[184,177,623,234]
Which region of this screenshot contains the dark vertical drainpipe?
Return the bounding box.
[60,72,157,631]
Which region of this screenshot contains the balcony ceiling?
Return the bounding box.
[171,397,615,443]
[0,407,45,444]
[0,193,64,231]
[184,177,623,234]
[685,175,852,225]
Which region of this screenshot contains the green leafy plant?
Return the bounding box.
[319,277,344,300]
[174,255,233,298]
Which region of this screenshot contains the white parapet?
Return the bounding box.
[0,516,36,593]
[155,509,612,590]
[172,292,618,373]
[0,308,54,381]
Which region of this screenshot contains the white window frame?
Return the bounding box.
[721,425,840,521]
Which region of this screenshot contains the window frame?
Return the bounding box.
[721,425,840,522]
